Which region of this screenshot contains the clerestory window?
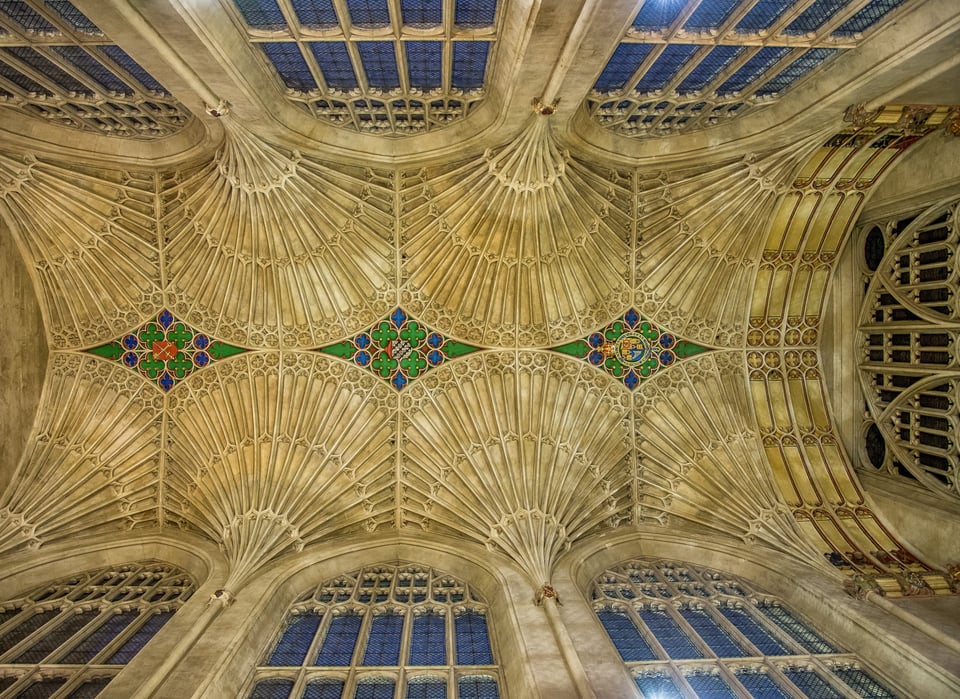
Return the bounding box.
[0,561,195,698]
[247,563,500,699]
[592,558,898,698]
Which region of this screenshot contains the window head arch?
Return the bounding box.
[0,560,195,697]
[592,558,898,698]
[857,198,960,497]
[248,563,500,699]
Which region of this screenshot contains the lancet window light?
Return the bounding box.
[592,559,898,698]
[248,563,500,699]
[587,0,910,138]
[0,0,191,138]
[0,561,195,698]
[231,0,497,135]
[857,196,960,499]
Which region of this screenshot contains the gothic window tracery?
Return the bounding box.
[591,559,898,698]
[248,564,500,699]
[0,1,192,138]
[857,197,959,498]
[229,0,497,135]
[0,561,195,698]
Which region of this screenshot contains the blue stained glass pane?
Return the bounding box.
[757,603,837,653]
[0,60,49,94]
[249,678,295,699]
[451,42,489,90]
[357,42,400,89]
[314,614,362,665]
[786,0,848,34]
[65,678,112,698]
[677,45,745,93]
[62,611,139,663]
[756,47,838,96]
[735,670,791,699]
[292,0,339,28]
[45,1,99,32]
[13,610,98,663]
[686,673,738,698]
[0,2,56,32]
[310,42,358,89]
[402,0,442,28]
[834,668,897,697]
[638,608,702,659]
[18,678,68,698]
[268,613,322,666]
[684,0,740,31]
[51,46,130,93]
[355,677,395,699]
[736,0,795,32]
[2,46,88,94]
[597,610,656,661]
[635,44,699,93]
[454,611,493,665]
[234,0,288,30]
[834,0,907,37]
[632,0,684,30]
[303,678,345,699]
[717,46,791,95]
[98,46,166,93]
[718,605,789,655]
[457,676,499,699]
[107,611,174,664]
[348,0,391,28]
[594,43,653,92]
[262,42,317,91]
[406,676,446,699]
[634,673,682,698]
[362,613,404,665]
[0,609,19,627]
[406,41,442,90]
[678,608,745,657]
[409,613,446,665]
[784,668,844,698]
[455,0,496,28]
[0,609,59,650]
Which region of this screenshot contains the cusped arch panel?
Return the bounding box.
[0,353,161,556]
[163,120,395,350]
[400,117,632,347]
[399,350,633,584]
[164,351,397,587]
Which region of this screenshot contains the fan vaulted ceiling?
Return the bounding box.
[0,0,959,603]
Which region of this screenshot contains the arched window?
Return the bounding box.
[248,563,500,699]
[857,197,959,498]
[0,560,195,697]
[592,558,898,698]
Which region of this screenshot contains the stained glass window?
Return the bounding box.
[0,1,188,138]
[0,561,195,696]
[591,0,903,138]
[591,558,901,697]
[247,564,500,698]
[230,0,497,134]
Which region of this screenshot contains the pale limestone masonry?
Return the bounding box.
[1,1,959,697]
